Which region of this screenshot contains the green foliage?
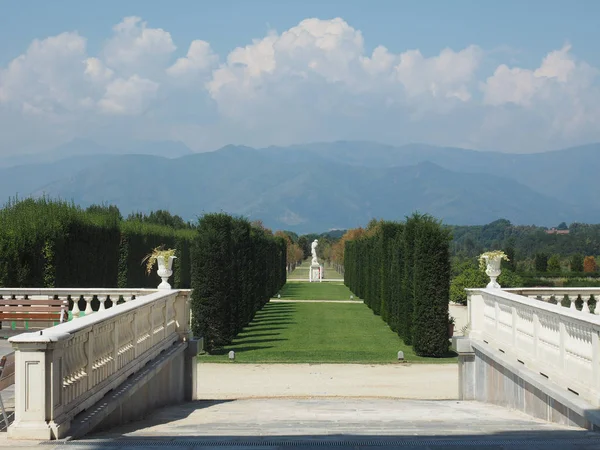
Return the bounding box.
[126,210,193,229]
[535,252,548,272]
[503,246,516,271]
[0,198,193,289]
[118,220,194,288]
[497,268,524,288]
[0,197,120,288]
[547,254,562,273]
[190,213,286,352]
[343,214,451,357]
[450,266,487,305]
[571,254,584,272]
[450,219,600,263]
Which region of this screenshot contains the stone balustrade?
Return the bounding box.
[6,288,191,440]
[468,287,600,408]
[0,288,160,320]
[505,287,600,314]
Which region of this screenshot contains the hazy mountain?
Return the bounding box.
[1,140,598,232]
[266,141,600,207]
[0,138,193,168]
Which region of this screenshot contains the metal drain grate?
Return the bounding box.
[47,436,600,448]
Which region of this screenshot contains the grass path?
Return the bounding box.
[200,281,457,364]
[287,261,343,280]
[275,281,359,301]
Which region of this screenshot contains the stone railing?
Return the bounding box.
[468,287,600,407]
[505,288,600,314]
[6,288,191,440]
[0,288,160,321]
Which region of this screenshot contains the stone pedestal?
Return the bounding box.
[309,262,322,283]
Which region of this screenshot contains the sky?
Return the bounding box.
[1,0,600,156]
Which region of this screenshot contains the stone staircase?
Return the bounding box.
[9,398,599,449]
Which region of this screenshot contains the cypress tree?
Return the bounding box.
[412,216,451,357]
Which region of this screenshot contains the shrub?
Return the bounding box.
[584,256,597,273]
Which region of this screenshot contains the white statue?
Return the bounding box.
[309,239,321,282]
[311,239,319,264]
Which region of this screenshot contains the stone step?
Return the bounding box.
[63,399,600,449]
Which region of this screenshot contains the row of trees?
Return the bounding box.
[451,219,600,262]
[344,215,451,357]
[0,200,287,345]
[190,213,286,351]
[529,252,598,274]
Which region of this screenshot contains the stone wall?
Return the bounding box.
[69,339,200,439]
[454,337,600,431]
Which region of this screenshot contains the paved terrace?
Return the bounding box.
[2,398,600,449]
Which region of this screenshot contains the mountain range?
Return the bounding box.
[1,140,598,233]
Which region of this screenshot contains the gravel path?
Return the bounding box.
[197,363,458,400]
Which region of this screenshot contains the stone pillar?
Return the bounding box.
[184,338,201,401]
[452,336,475,400]
[8,331,70,440]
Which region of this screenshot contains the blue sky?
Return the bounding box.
[1,0,599,155]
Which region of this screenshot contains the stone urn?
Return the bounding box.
[157,255,177,289]
[483,255,502,289]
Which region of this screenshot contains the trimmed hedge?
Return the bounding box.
[118,221,194,289]
[190,213,286,352]
[0,198,120,288]
[344,214,451,357]
[0,198,193,289]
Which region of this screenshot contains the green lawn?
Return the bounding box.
[288,262,343,279]
[199,301,457,363]
[276,281,359,301]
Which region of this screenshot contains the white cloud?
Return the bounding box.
[0,32,89,113]
[0,16,600,154]
[98,75,159,115]
[208,18,482,120]
[167,40,218,83]
[394,46,482,100]
[85,57,114,84]
[481,44,600,138]
[103,16,176,77]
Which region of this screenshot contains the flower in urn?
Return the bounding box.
[478,250,509,289]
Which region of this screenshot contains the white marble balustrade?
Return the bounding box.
[505,287,600,314]
[6,288,191,440]
[0,288,160,321]
[468,287,600,407]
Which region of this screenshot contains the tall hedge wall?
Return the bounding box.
[0,199,120,288]
[0,198,193,289]
[190,213,286,352]
[344,214,451,357]
[118,221,194,289]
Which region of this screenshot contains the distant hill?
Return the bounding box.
[0,138,193,168]
[1,141,599,233]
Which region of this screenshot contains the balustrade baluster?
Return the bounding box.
[99,295,107,311]
[583,296,592,314]
[71,295,81,319]
[569,294,577,310]
[84,296,94,315]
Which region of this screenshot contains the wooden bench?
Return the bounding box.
[0,352,14,429]
[0,296,69,330]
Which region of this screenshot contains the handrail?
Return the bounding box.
[6,288,191,440]
[467,287,600,407]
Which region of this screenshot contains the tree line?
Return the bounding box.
[343,215,451,358]
[0,198,287,351]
